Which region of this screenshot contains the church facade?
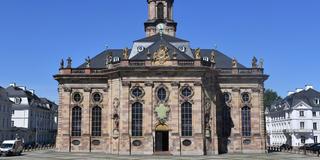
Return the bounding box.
[54,0,268,155]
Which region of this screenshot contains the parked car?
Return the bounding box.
[299,143,314,150]
[280,144,292,150]
[310,144,320,152]
[0,140,23,156]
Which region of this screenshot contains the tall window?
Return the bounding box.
[132,102,143,136]
[300,122,305,129]
[157,3,164,19]
[313,122,317,130]
[181,102,192,136]
[241,106,251,137]
[72,106,82,136]
[299,111,304,117]
[92,106,102,137]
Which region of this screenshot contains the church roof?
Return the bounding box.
[78,48,246,69]
[131,37,192,60]
[134,33,189,43]
[78,33,246,68]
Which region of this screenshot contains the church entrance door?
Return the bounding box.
[155,131,169,152]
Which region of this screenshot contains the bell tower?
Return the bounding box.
[144,0,177,37]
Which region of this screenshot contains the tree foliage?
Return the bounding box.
[264,89,282,110]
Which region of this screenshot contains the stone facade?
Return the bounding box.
[54,0,268,155]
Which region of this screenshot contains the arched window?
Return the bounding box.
[241,106,251,137]
[92,106,101,137]
[132,102,143,136]
[181,102,192,136]
[72,106,82,136]
[157,3,164,19]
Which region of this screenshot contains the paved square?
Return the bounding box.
[0,151,319,160]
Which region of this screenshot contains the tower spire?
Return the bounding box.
[145,0,177,37]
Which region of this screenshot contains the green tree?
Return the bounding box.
[264,89,282,110]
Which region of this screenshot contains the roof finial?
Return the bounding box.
[60,59,64,69]
[252,56,258,68]
[66,57,72,68]
[85,56,91,68]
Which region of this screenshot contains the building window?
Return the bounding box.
[72,92,82,103]
[157,88,167,101]
[301,136,306,144]
[313,123,317,130]
[181,88,192,97]
[299,111,304,117]
[223,92,231,103]
[242,93,250,102]
[314,98,320,105]
[157,3,164,19]
[313,111,317,117]
[92,92,102,103]
[132,88,143,97]
[11,121,14,127]
[92,106,101,137]
[300,122,305,129]
[181,102,192,136]
[132,102,143,137]
[72,106,82,137]
[314,136,318,143]
[241,106,251,137]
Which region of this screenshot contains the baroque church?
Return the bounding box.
[54,0,268,155]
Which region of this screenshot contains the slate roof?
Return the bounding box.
[270,88,320,112]
[79,49,246,69]
[134,34,189,43]
[78,34,246,68]
[0,86,11,102]
[131,38,192,60]
[6,86,41,104]
[284,89,320,108]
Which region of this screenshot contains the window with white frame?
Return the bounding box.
[299,111,304,117]
[300,122,305,129]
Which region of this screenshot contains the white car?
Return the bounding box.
[0,140,23,156]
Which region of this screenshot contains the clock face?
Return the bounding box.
[156,23,165,31]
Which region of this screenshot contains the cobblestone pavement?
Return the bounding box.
[0,150,319,160]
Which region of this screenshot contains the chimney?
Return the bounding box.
[305,85,314,90]
[9,83,16,87]
[288,91,295,96]
[295,88,303,93]
[18,86,26,91]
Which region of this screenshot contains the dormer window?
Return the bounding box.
[314,98,320,105]
[15,97,21,104]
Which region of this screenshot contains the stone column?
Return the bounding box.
[170,81,180,155]
[102,86,110,153]
[231,87,241,153]
[82,88,91,152]
[119,81,130,155]
[55,85,71,152]
[192,81,204,155]
[144,81,154,155]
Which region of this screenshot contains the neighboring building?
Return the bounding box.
[266,85,320,147]
[6,83,58,146]
[0,86,13,143]
[54,0,268,155]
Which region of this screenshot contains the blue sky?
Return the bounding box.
[0,0,319,102]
